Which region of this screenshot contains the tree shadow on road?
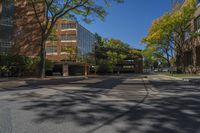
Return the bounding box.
[5,78,200,133]
[0,76,126,92]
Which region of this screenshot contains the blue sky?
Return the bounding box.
[79,0,172,50]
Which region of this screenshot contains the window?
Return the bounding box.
[61,35,76,41]
[0,41,13,54]
[194,16,200,32]
[0,0,14,25]
[46,46,57,53]
[184,31,191,41]
[61,23,76,29]
[196,46,200,66]
[61,46,76,52]
[0,41,12,48]
[183,50,193,66]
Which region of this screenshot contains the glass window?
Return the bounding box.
[61,35,76,41]
[183,51,193,66]
[195,16,200,32]
[46,46,57,53]
[196,46,200,66]
[61,23,76,29]
[0,0,13,24]
[61,46,76,52]
[0,41,13,54]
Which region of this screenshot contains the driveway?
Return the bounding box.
[0,74,200,133]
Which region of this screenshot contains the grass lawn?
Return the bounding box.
[158,72,199,78]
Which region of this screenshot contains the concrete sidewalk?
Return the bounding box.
[0,75,86,82]
[0,76,86,90]
[156,74,200,83]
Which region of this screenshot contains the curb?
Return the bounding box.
[183,78,200,83]
[159,74,200,83]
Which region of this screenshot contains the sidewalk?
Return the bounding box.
[0,76,86,82]
[158,74,200,83]
[0,76,86,89]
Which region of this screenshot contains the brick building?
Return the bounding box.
[0,0,44,56]
[173,0,200,74]
[184,1,200,74]
[0,1,96,76]
[183,3,200,74]
[45,19,96,62]
[0,1,95,60]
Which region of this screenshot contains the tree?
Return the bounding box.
[142,0,197,72]
[105,39,129,74]
[63,47,77,61]
[29,0,124,78]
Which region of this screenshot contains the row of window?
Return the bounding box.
[0,41,13,54]
[61,23,76,29]
[46,46,77,54]
[61,35,76,41]
[46,46,57,54]
[1,0,14,17]
[0,41,13,48]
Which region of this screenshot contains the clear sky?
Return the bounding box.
[79,0,172,50]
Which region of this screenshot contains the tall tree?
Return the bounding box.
[142,0,197,72]
[105,39,129,74]
[29,0,124,78]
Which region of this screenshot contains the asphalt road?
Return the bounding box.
[0,74,200,133]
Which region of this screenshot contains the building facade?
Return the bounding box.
[182,0,200,74]
[0,0,44,56]
[172,0,200,74]
[0,1,95,61]
[0,0,14,54]
[46,19,96,62]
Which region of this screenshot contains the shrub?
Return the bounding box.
[0,54,39,77]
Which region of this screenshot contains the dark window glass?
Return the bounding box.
[183,51,193,66]
[195,16,200,32]
[61,35,76,41]
[61,23,76,29]
[0,0,13,43]
[46,46,57,53]
[0,0,14,24]
[196,46,200,66]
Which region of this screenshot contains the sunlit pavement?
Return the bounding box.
[0,74,200,133]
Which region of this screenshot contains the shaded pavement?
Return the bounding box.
[0,74,200,133]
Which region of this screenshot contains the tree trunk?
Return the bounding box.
[39,41,46,78]
[176,51,184,73]
[84,64,88,79]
